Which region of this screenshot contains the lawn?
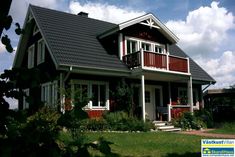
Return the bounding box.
[207,122,235,135]
[83,132,206,157]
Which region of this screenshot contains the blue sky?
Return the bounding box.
[1,0,235,89]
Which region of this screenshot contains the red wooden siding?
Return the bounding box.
[144,51,167,69]
[169,56,188,73]
[87,110,105,118]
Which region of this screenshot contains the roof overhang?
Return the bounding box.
[98,13,179,44]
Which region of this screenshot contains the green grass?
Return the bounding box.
[208,122,235,135]
[83,132,206,157]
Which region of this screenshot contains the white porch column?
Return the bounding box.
[188,76,193,113]
[141,74,146,122]
[167,104,171,122]
[168,82,172,121]
[118,33,123,60]
[140,48,144,68]
[59,73,65,113]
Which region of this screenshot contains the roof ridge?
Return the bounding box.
[29,4,117,26]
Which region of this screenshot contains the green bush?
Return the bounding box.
[172,112,206,130]
[103,111,153,132]
[80,118,109,131]
[194,109,214,128]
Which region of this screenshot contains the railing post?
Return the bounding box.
[140,48,144,68]
[167,104,171,122]
[187,57,190,73]
[166,54,169,70]
[118,33,123,60]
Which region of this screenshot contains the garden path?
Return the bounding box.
[179,129,235,139]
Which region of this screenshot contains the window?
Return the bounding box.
[127,40,137,54]
[28,45,35,68]
[41,81,58,107]
[72,80,109,109]
[37,39,45,65]
[141,42,151,51]
[125,37,166,55]
[178,88,199,106]
[154,45,164,53]
[23,89,29,109]
[92,84,106,107]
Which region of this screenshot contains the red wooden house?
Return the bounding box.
[13,5,215,121]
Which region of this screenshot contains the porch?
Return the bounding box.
[134,71,194,122]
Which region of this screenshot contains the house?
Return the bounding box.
[13,5,216,121]
[204,89,235,122]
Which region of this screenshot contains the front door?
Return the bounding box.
[145,86,163,120]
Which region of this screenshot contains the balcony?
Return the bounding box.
[122,49,189,73]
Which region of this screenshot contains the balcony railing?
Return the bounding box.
[122,49,189,73]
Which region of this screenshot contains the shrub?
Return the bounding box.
[80,118,109,131]
[194,109,214,128]
[172,112,206,130]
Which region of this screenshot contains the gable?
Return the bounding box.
[99,14,179,44]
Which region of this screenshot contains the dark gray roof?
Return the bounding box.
[30,5,129,72]
[30,5,215,83]
[169,45,215,83]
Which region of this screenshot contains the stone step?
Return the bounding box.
[161,128,182,132]
[157,125,174,130]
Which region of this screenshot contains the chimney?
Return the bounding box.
[77,12,88,17]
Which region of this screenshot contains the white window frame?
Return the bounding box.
[125,36,166,55]
[126,39,138,54]
[71,80,109,110]
[23,89,29,109]
[41,81,58,107]
[37,39,45,65]
[28,45,35,69]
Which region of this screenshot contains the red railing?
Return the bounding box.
[144,51,167,69]
[169,55,188,73]
[122,50,189,73]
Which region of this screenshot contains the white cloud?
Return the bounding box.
[69,1,145,24]
[196,51,235,88]
[10,0,61,24]
[0,43,5,54]
[166,2,234,57]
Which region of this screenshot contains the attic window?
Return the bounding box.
[33,24,39,35]
[37,39,45,65]
[28,45,35,69]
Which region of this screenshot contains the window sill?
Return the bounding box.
[84,107,109,110]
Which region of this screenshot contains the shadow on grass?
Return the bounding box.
[164,152,200,157]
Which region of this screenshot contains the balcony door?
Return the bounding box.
[145,85,163,121]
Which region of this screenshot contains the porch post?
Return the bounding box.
[141,74,146,122]
[140,48,144,68]
[60,73,65,113]
[188,76,193,113]
[118,33,123,60]
[168,82,172,121]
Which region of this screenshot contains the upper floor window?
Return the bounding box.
[127,40,137,54]
[23,89,29,109]
[125,37,166,55]
[28,45,35,69]
[155,45,164,53]
[37,39,45,65]
[141,42,151,51]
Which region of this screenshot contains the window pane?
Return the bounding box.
[158,47,162,53]
[92,85,98,106]
[142,43,150,51]
[100,85,106,106]
[132,41,137,53]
